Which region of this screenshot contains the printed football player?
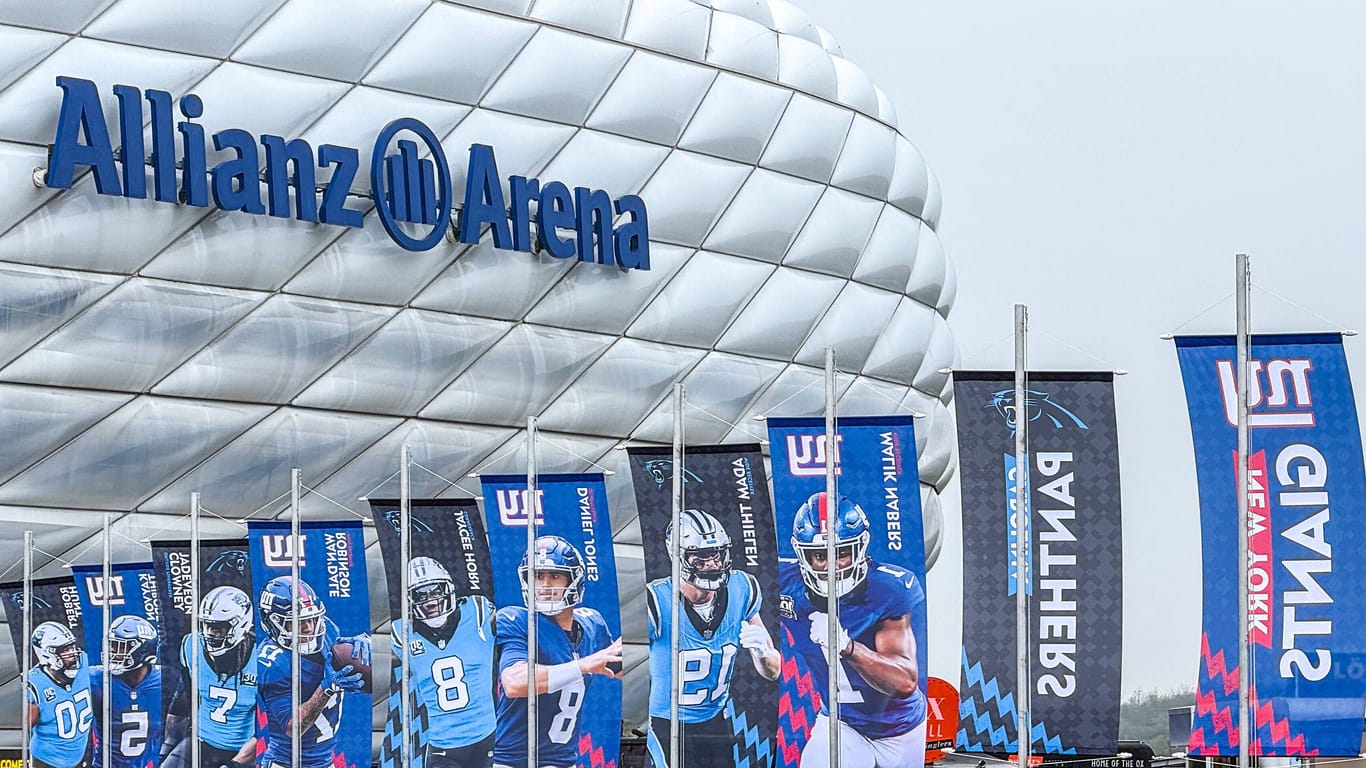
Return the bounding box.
[779,492,927,768]
[253,576,372,768]
[392,556,497,768]
[492,536,622,768]
[91,614,164,768]
[27,622,93,768]
[644,509,780,768]
[160,586,258,768]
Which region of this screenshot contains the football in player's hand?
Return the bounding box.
[330,641,372,691]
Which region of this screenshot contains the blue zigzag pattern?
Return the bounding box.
[728,698,773,768]
[958,650,1075,755]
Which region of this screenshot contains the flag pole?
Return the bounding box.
[1235,254,1251,768]
[291,468,301,768]
[102,513,111,768]
[1015,304,1031,768]
[400,444,413,768]
[190,492,201,768]
[669,382,685,768]
[824,347,841,768]
[526,417,540,768]
[21,531,32,768]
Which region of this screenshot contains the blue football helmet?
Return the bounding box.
[107,614,158,675]
[32,621,82,679]
[259,576,327,654]
[792,492,871,598]
[518,535,586,614]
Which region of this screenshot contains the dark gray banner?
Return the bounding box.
[954,372,1122,756]
[626,445,780,768]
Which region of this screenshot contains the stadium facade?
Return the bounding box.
[0,0,957,746]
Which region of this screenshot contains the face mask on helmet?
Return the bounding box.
[680,545,731,590]
[407,557,457,629]
[260,577,328,655]
[668,509,733,591]
[518,536,586,614]
[792,493,872,598]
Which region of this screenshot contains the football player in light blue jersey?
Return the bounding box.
[644,509,779,768]
[91,615,164,768]
[27,622,93,768]
[160,586,258,768]
[253,576,370,768]
[493,536,622,768]
[779,492,927,768]
[392,556,497,768]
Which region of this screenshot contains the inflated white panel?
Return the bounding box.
[526,244,689,335]
[411,239,574,322]
[636,150,751,246]
[481,28,631,125]
[0,25,66,91]
[0,261,121,367]
[627,250,772,348]
[706,12,778,81]
[783,186,882,277]
[234,0,426,82]
[704,168,823,263]
[622,0,710,59]
[84,0,283,58]
[830,56,879,116]
[717,267,842,360]
[677,73,790,165]
[831,115,895,199]
[0,0,116,34]
[776,34,837,100]
[863,297,937,385]
[531,0,631,38]
[852,205,919,292]
[439,108,576,199]
[0,384,132,485]
[538,129,670,198]
[759,93,852,184]
[586,52,715,146]
[795,281,901,371]
[906,223,947,307]
[284,211,463,306]
[538,338,704,436]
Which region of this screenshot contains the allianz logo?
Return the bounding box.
[43,76,651,269]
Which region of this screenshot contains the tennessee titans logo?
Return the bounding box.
[10,591,52,609]
[382,509,436,534]
[206,550,249,574]
[642,459,702,488]
[988,389,1088,433]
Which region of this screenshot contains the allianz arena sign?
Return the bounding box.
[45,75,651,268]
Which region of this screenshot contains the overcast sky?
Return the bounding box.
[795,0,1366,696]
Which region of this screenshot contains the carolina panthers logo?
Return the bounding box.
[382,509,435,534]
[10,592,52,609]
[642,459,702,488]
[206,550,249,574]
[988,389,1088,433]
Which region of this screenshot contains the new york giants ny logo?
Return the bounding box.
[262,534,307,568]
[1216,358,1315,428]
[496,489,546,526]
[85,576,125,607]
[786,434,842,477]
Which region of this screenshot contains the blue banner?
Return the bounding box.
[480,473,623,768]
[1176,334,1366,756]
[247,521,371,768]
[766,416,928,768]
[72,561,164,768]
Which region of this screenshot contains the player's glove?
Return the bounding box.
[808,611,852,657]
[323,663,365,695]
[337,633,373,667]
[739,622,774,653]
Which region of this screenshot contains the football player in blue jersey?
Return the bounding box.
[253,576,372,768]
[493,536,622,768]
[779,492,927,768]
[27,622,93,768]
[392,556,497,768]
[644,509,780,768]
[91,615,164,768]
[160,586,258,768]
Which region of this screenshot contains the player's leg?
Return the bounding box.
[868,719,927,768]
[687,712,736,767]
[800,714,880,768]
[196,741,241,768]
[645,717,671,768]
[425,732,494,768]
[157,737,189,768]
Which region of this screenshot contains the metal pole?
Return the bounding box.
[102,514,111,768]
[291,469,301,768]
[526,417,539,768]
[1014,304,1031,768]
[190,493,201,768]
[21,531,32,768]
[824,347,841,768]
[1235,254,1251,768]
[669,382,685,768]
[400,445,412,768]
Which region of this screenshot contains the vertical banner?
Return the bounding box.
[247,521,372,768]
[1176,334,1366,755]
[368,499,498,768]
[71,561,164,768]
[480,473,623,768]
[766,416,929,768]
[952,372,1123,756]
[0,575,93,768]
[150,539,256,768]
[625,444,781,768]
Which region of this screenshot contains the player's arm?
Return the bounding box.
[26,701,39,732]
[739,616,780,680]
[499,638,624,698]
[229,736,257,767]
[843,614,918,698]
[292,680,334,731]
